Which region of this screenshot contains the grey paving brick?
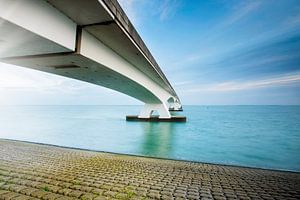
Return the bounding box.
[0,139,299,200]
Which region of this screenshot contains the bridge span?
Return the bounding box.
[0,0,184,120]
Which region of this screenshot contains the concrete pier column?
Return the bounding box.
[168,98,183,111]
[139,103,171,119]
[172,101,183,111]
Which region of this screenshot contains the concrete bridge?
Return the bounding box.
[0,0,184,120]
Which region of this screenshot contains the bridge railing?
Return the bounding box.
[102,0,178,98]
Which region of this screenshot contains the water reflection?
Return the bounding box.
[139,122,176,157]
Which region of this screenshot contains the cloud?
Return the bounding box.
[176,21,300,75]
[0,64,62,89]
[158,0,181,21]
[171,1,264,66]
[117,0,180,25]
[0,63,115,94]
[173,80,193,87]
[117,0,141,25]
[187,73,300,92]
[221,1,262,27]
[282,12,300,30]
[0,63,141,105]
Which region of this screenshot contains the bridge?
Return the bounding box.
[0,0,185,121]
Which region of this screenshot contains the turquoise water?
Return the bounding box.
[0,105,299,172]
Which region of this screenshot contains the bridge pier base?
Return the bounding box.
[169,101,183,111]
[138,103,171,119]
[126,115,186,122]
[125,103,186,122]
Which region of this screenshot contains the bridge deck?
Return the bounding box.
[46,0,179,100]
[0,0,183,118]
[0,139,299,199]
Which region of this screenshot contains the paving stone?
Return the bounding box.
[19,188,38,196]
[161,190,173,196]
[80,193,97,200]
[47,185,61,193]
[9,185,27,193]
[147,192,161,199]
[200,193,212,198]
[173,192,186,198]
[200,197,213,200]
[12,195,32,200]
[161,195,174,200]
[42,193,62,200]
[174,190,186,194]
[58,182,72,188]
[0,191,20,200]
[94,196,108,200]
[57,188,72,195]
[162,188,174,193]
[213,195,226,200]
[174,197,186,200]
[91,188,105,195]
[80,186,94,192]
[100,185,112,190]
[186,194,200,200]
[237,195,250,200]
[0,190,10,196]
[136,190,147,197]
[30,190,49,198]
[115,193,128,199]
[103,190,117,197]
[55,196,75,200]
[0,140,299,200]
[68,189,83,198]
[1,184,15,191]
[136,187,147,192]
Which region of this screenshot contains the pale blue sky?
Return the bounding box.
[0,0,300,105]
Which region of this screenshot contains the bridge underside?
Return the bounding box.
[0,0,184,120]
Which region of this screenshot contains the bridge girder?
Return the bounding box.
[0,0,182,118]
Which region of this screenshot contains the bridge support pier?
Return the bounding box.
[126,103,186,122]
[169,101,183,111]
[139,103,171,119]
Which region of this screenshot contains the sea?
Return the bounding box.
[0,105,299,172]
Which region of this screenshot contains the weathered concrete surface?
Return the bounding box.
[0,139,299,200]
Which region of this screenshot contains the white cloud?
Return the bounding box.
[0,63,140,105]
[221,1,262,27]
[187,73,300,93]
[178,5,300,69]
[173,80,193,87]
[158,0,180,21]
[171,1,264,66]
[117,0,141,25]
[0,63,62,89]
[117,0,180,25]
[0,63,114,94]
[282,12,300,30]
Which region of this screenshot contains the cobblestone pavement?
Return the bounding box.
[0,139,299,200]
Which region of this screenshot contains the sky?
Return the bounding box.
[0,0,300,105]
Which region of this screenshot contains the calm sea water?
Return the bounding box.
[0,105,299,172]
